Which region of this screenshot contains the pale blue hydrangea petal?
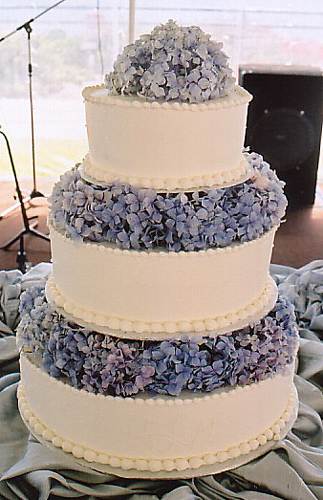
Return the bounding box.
[105,20,235,103]
[18,287,298,398]
[49,153,287,252]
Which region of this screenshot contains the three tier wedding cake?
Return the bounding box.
[17,21,299,478]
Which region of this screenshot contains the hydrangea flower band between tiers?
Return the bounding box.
[105,20,235,103]
[49,152,287,252]
[18,286,299,398]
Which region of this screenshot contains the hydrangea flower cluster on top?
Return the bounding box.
[49,152,287,252]
[18,287,298,398]
[105,20,235,103]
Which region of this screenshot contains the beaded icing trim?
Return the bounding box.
[45,274,278,336]
[17,381,298,473]
[49,152,287,253]
[18,286,298,398]
[82,85,252,110]
[81,154,252,191]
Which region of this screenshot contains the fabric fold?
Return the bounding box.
[0,262,322,499]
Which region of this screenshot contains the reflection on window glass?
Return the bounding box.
[0,0,128,183]
[0,0,322,185]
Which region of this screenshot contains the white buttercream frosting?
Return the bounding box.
[46,275,277,339]
[18,354,298,473]
[82,85,252,190]
[15,20,298,479]
[82,84,252,109]
[48,226,278,338]
[80,153,252,191]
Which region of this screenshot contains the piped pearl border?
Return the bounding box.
[81,84,253,191]
[17,381,297,473]
[80,154,253,192]
[51,225,276,259]
[19,354,297,406]
[82,85,252,111]
[45,275,277,338]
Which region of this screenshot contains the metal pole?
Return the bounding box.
[25,25,38,197]
[128,0,136,44]
[96,0,105,77]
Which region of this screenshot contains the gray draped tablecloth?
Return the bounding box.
[0,262,322,500]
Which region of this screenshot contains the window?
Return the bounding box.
[0,0,322,187]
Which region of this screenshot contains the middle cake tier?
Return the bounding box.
[47,225,277,339]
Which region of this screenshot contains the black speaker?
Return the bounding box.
[239,65,323,208]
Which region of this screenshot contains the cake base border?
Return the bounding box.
[45,275,278,340]
[17,383,298,479]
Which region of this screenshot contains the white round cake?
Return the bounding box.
[17,20,299,478]
[82,85,252,190]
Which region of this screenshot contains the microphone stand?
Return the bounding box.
[0,0,67,216]
[0,128,49,257]
[24,22,41,199]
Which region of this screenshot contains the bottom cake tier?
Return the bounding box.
[18,353,298,475]
[16,285,299,476]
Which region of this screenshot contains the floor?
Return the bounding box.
[0,179,323,271]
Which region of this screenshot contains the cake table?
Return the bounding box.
[0,261,322,499]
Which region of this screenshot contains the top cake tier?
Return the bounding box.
[82,85,252,191]
[82,20,253,191]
